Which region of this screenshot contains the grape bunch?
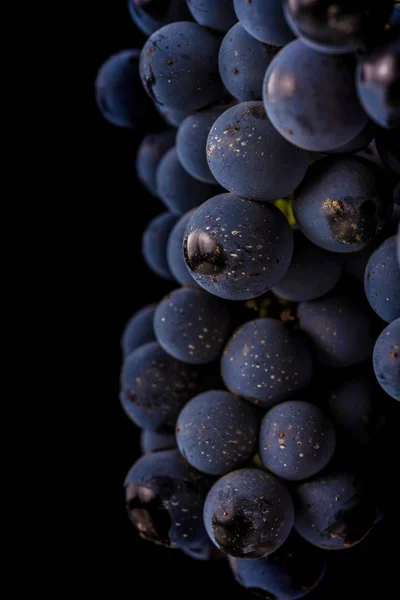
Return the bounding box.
[97,1,399,597]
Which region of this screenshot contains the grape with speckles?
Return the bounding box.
[229,532,327,600]
[176,106,226,184]
[233,0,294,46]
[259,401,336,482]
[176,390,259,475]
[154,287,232,364]
[167,211,198,286]
[219,23,280,102]
[157,148,221,216]
[187,0,237,33]
[136,130,176,197]
[139,22,223,111]
[297,296,376,368]
[183,194,294,300]
[140,430,177,454]
[203,468,294,558]
[293,156,392,253]
[283,0,393,55]
[128,0,192,36]
[206,102,308,202]
[364,236,400,323]
[327,374,381,447]
[294,472,378,550]
[272,230,342,302]
[373,318,400,401]
[263,40,368,152]
[95,50,162,130]
[221,318,313,409]
[124,450,211,549]
[121,304,156,360]
[120,341,218,430]
[142,212,179,279]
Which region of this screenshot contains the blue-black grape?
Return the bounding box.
[221,318,313,408]
[294,472,378,550]
[156,105,193,128]
[391,4,400,26]
[124,449,211,548]
[327,374,381,447]
[292,156,391,253]
[120,341,214,430]
[356,28,400,130]
[95,50,162,130]
[229,533,327,600]
[176,390,259,475]
[298,296,376,368]
[373,318,400,401]
[154,287,232,364]
[207,102,308,202]
[128,0,192,35]
[272,230,342,302]
[375,130,400,176]
[140,430,177,454]
[263,40,368,152]
[183,194,294,300]
[176,106,226,184]
[142,212,179,279]
[136,130,176,197]
[326,120,377,156]
[283,0,393,55]
[203,468,294,558]
[259,401,336,482]
[139,22,223,111]
[233,0,294,46]
[187,0,237,33]
[121,304,156,360]
[156,148,221,215]
[219,23,280,102]
[167,211,198,286]
[364,236,400,322]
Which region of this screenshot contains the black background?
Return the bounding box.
[89,2,395,596]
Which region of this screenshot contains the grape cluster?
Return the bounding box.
[99,2,399,597]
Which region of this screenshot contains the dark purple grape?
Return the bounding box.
[140,430,177,454]
[364,236,400,322]
[121,304,156,360]
[373,318,400,401]
[136,130,176,197]
[142,212,179,279]
[233,0,294,46]
[187,0,237,33]
[128,0,192,36]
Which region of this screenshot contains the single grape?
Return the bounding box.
[272,230,342,302]
[219,23,280,102]
[176,106,226,184]
[121,304,156,360]
[139,22,223,111]
[136,130,176,197]
[142,212,179,279]
[364,236,400,322]
[283,0,393,55]
[120,341,216,430]
[187,0,237,33]
[263,40,368,152]
[373,318,400,401]
[176,390,259,475]
[206,102,308,201]
[95,50,162,130]
[292,156,392,253]
[154,287,232,364]
[221,318,313,408]
[233,0,294,46]
[229,532,327,600]
[259,401,336,481]
[124,450,211,548]
[203,468,294,558]
[183,194,294,300]
[294,472,378,550]
[297,296,376,368]
[156,148,221,216]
